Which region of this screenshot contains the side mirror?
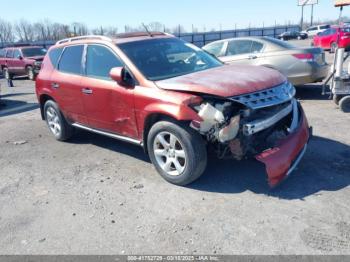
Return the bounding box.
[109,67,123,84]
[109,67,135,87]
[18,55,23,60]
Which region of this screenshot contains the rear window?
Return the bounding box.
[341,27,350,33]
[48,47,63,68]
[264,37,295,49]
[58,45,84,75]
[0,49,5,58]
[320,25,330,30]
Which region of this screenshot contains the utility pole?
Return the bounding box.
[300,4,304,30]
[311,4,314,26]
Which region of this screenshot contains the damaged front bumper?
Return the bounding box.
[255,103,311,187]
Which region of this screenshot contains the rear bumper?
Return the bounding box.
[288,63,329,85]
[255,104,310,187]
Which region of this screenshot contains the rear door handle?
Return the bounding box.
[51,83,59,89]
[82,88,93,94]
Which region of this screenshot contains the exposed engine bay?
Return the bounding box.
[190,81,299,160]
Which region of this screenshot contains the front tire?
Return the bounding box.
[147,120,207,186]
[339,96,350,113]
[26,66,35,80]
[44,100,74,141]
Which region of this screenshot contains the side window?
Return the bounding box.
[0,49,5,58]
[251,41,264,53]
[48,47,63,68]
[307,27,317,32]
[203,42,225,57]
[320,25,330,30]
[330,28,337,35]
[227,40,252,56]
[322,29,331,36]
[58,45,84,75]
[86,45,123,80]
[13,49,21,59]
[6,49,14,58]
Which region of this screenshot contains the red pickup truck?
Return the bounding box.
[0,46,47,80]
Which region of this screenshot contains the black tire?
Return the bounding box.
[26,66,35,80]
[147,120,207,186]
[333,94,343,105]
[43,100,74,141]
[330,42,338,53]
[339,96,350,113]
[3,67,12,80]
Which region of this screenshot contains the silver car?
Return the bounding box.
[203,37,328,86]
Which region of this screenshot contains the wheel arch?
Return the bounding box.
[142,113,190,154]
[39,94,56,120]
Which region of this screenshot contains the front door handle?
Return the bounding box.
[82,88,93,94]
[51,83,60,89]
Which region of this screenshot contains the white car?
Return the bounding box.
[302,25,331,37]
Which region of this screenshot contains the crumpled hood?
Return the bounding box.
[155,64,286,97]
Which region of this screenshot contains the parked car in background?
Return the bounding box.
[203,36,328,86]
[312,26,350,53]
[278,31,308,41]
[0,46,46,80]
[36,33,310,187]
[301,24,331,37]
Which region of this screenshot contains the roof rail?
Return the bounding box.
[56,35,112,45]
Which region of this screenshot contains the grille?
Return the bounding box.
[229,82,294,110]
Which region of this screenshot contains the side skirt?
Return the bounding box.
[72,123,142,146]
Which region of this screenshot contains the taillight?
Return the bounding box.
[292,53,314,62]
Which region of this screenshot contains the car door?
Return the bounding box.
[81,44,138,138]
[12,49,26,75]
[320,29,333,48]
[220,39,264,65]
[50,44,87,124]
[5,49,14,72]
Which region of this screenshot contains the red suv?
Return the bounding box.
[312,26,350,53]
[36,33,311,187]
[0,46,46,80]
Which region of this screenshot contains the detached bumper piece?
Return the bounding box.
[255,102,310,187]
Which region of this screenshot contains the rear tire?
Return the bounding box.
[333,94,343,105]
[330,42,338,53]
[339,96,350,113]
[44,100,74,141]
[147,120,207,186]
[3,67,12,80]
[26,66,35,80]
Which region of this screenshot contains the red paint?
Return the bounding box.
[156,64,286,97]
[313,27,350,50]
[256,107,310,187]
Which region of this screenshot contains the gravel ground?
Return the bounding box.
[0,45,349,255]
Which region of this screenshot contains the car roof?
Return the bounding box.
[53,32,175,48]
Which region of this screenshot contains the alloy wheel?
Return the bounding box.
[153,131,187,176]
[46,106,61,136]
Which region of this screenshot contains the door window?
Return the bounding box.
[203,41,225,57]
[13,49,21,59]
[58,45,84,75]
[0,49,5,58]
[251,41,264,53]
[227,40,253,56]
[6,49,14,58]
[86,45,123,80]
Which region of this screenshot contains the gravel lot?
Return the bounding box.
[0,42,349,255]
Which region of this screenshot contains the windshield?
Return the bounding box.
[117,38,222,81]
[21,47,47,57]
